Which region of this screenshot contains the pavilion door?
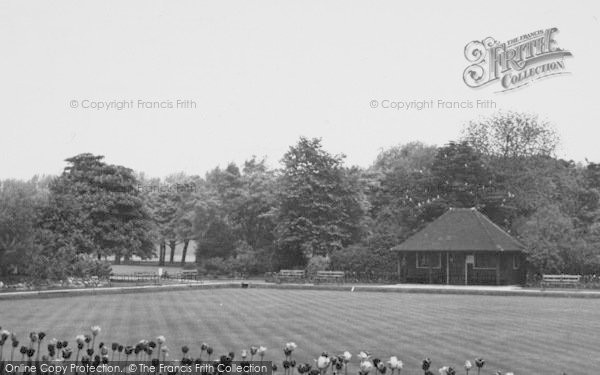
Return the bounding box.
[448,253,464,285]
[465,254,475,285]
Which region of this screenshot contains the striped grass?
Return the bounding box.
[0,288,598,374]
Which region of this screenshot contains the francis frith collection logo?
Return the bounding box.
[463,27,572,92]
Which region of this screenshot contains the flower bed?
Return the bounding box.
[0,327,515,375]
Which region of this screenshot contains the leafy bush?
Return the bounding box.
[330,243,397,273]
[23,245,111,281]
[204,257,232,275]
[69,254,112,278]
[306,255,330,275]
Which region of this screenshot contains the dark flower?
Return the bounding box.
[112,343,119,351]
[87,348,94,356]
[182,346,189,354]
[125,346,134,355]
[272,364,278,372]
[63,348,73,359]
[102,356,109,364]
[283,360,290,369]
[118,345,124,352]
[27,348,35,357]
[62,340,68,348]
[298,363,312,374]
[29,332,38,343]
[151,358,159,367]
[38,332,46,341]
[12,339,19,348]
[290,359,296,368]
[78,342,84,350]
[99,342,104,349]
[149,341,157,349]
[308,369,320,375]
[20,346,27,354]
[228,351,235,360]
[201,343,208,351]
[422,358,431,371]
[206,346,213,355]
[84,334,92,344]
[475,359,485,369]
[57,341,64,349]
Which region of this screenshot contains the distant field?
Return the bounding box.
[1,288,598,374]
[110,264,185,275]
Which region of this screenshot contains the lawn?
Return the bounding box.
[0,288,598,374]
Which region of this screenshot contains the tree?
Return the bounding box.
[517,205,577,273]
[462,111,559,159]
[41,154,155,263]
[274,137,366,268]
[0,179,41,276]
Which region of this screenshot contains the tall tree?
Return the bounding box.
[274,137,366,267]
[41,154,155,262]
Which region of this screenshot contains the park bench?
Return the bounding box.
[133,272,159,284]
[541,274,581,288]
[276,270,306,283]
[180,270,199,280]
[314,270,345,284]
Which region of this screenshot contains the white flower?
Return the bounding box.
[0,329,10,339]
[464,361,472,370]
[241,350,248,359]
[438,367,449,375]
[90,326,101,336]
[285,342,297,351]
[75,335,85,344]
[258,346,267,355]
[316,355,331,370]
[387,357,402,370]
[161,346,169,353]
[358,351,371,362]
[156,336,166,345]
[359,361,373,374]
[342,351,352,362]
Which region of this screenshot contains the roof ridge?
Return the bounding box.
[473,210,523,250]
[471,208,501,251]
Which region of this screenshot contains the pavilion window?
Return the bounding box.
[474,253,497,269]
[416,252,441,269]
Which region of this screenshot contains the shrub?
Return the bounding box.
[204,257,231,275]
[330,243,396,273]
[306,255,330,276]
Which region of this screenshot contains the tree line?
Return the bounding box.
[1,111,600,280]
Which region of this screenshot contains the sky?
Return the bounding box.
[1,0,599,180]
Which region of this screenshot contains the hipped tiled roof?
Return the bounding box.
[392,208,523,252]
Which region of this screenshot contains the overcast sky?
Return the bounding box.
[1,1,599,180]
